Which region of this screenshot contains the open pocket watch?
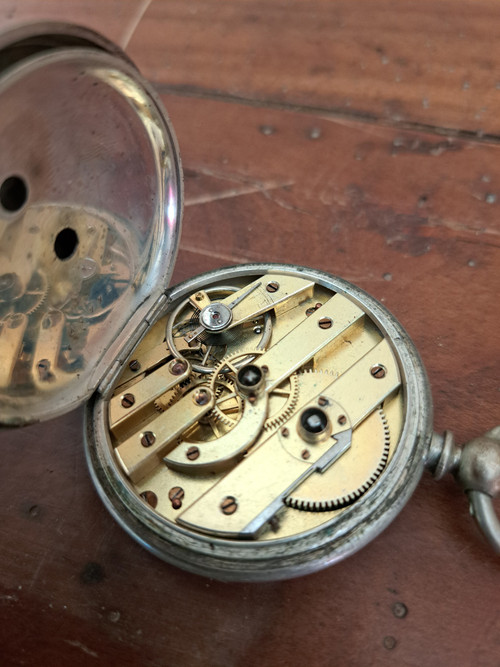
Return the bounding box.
[1,23,498,582]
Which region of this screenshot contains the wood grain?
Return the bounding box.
[0,2,499,667]
[128,0,500,136]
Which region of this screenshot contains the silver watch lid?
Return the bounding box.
[0,24,182,425]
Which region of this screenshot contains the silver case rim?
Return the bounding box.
[84,263,432,582]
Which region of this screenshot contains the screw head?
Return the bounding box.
[318,396,329,407]
[301,449,311,460]
[266,281,279,293]
[338,414,347,426]
[168,486,185,509]
[121,393,135,408]
[318,317,332,329]
[193,388,210,406]
[186,446,200,460]
[281,427,289,437]
[305,307,316,316]
[170,359,188,376]
[129,359,141,372]
[371,364,387,379]
[140,431,156,448]
[220,496,238,515]
[140,490,158,508]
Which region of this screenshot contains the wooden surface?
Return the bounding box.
[1,2,500,666]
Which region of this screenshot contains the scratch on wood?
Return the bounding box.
[185,183,288,207]
[120,0,152,50]
[64,640,99,659]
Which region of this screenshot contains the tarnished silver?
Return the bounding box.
[427,427,500,552]
[0,23,182,424]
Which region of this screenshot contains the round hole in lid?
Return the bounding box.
[0,175,28,212]
[54,227,79,260]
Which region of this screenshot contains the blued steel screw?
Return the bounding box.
[140,431,156,448]
[121,393,135,408]
[186,446,200,460]
[371,364,387,379]
[129,359,141,372]
[318,317,332,329]
[266,281,279,293]
[170,359,187,376]
[220,496,238,515]
[193,388,210,406]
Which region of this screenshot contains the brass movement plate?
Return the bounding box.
[105,268,405,545]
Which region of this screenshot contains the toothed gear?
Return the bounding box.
[285,407,390,511]
[262,373,299,432]
[154,383,182,412]
[208,378,242,427]
[208,350,300,433]
[0,270,48,318]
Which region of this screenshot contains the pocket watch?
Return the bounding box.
[0,23,498,581]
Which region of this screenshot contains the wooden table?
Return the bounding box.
[1,2,499,665]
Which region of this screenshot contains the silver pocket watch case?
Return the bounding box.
[1,23,498,582]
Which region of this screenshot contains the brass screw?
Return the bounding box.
[306,307,316,316]
[195,292,204,301]
[301,449,311,460]
[281,427,289,437]
[266,281,279,293]
[338,414,347,426]
[220,496,238,515]
[170,359,187,375]
[371,364,386,379]
[140,491,158,508]
[193,388,210,406]
[140,431,156,448]
[186,446,200,460]
[121,393,135,408]
[168,486,185,510]
[129,359,141,372]
[318,317,332,329]
[318,396,329,407]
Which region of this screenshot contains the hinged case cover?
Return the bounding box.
[0,23,183,425]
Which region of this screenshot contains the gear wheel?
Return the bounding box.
[0,270,48,318]
[208,350,300,433]
[285,406,390,511]
[208,377,243,428]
